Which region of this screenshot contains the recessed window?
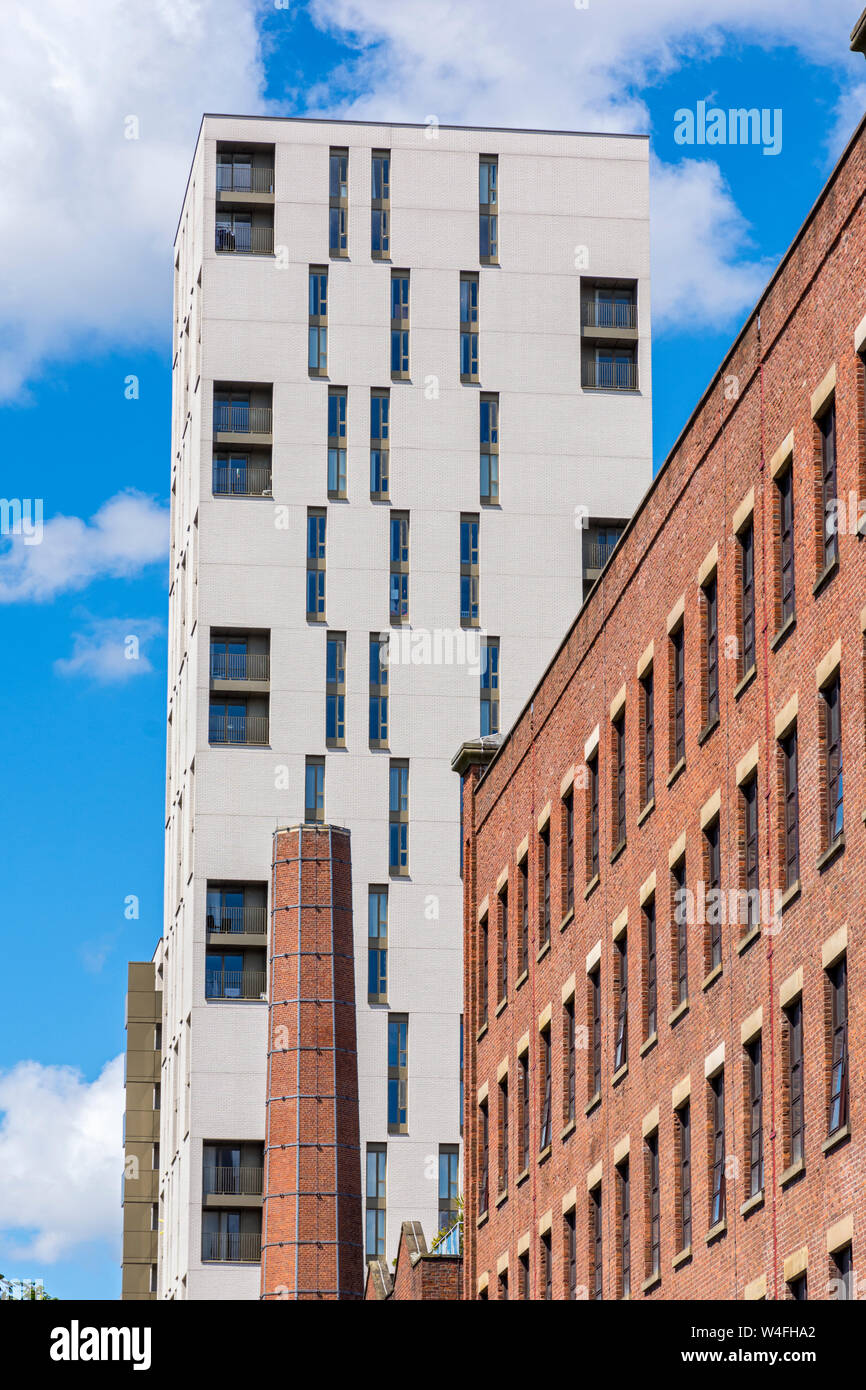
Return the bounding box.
[304,756,325,823]
[781,725,799,889]
[818,401,838,573]
[387,1015,408,1134]
[369,632,389,748]
[497,1077,508,1197]
[390,271,410,379]
[388,760,409,876]
[709,1071,725,1227]
[460,513,480,627]
[704,817,721,974]
[479,1099,489,1216]
[327,388,347,498]
[703,575,719,726]
[641,667,654,807]
[589,1187,602,1301]
[617,1161,630,1299]
[643,897,657,1040]
[479,156,498,264]
[308,267,328,376]
[539,1025,552,1151]
[821,674,844,849]
[784,997,804,1166]
[365,1144,386,1260]
[480,394,499,504]
[389,512,409,623]
[497,882,508,1003]
[460,272,479,382]
[480,637,500,736]
[672,857,688,1007]
[738,518,756,676]
[827,955,849,1136]
[370,389,390,500]
[670,623,685,766]
[746,1034,764,1197]
[539,822,551,948]
[518,857,529,976]
[777,463,796,626]
[328,148,348,257]
[587,752,599,881]
[438,1145,459,1231]
[306,508,326,621]
[367,886,388,1004]
[645,1131,660,1281]
[325,631,346,748]
[371,150,390,259]
[614,932,628,1071]
[612,711,626,851]
[676,1102,691,1250]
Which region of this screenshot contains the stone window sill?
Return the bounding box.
[637,798,655,827]
[770,613,796,652]
[740,1190,764,1219]
[672,1245,692,1270]
[779,1157,805,1188]
[817,834,845,873]
[560,906,575,933]
[476,1022,488,1043]
[516,1167,529,1189]
[584,873,600,902]
[822,1124,850,1156]
[734,665,757,701]
[641,1272,661,1294]
[536,938,551,964]
[639,1032,658,1058]
[585,1091,601,1117]
[780,878,801,912]
[612,1062,629,1088]
[669,999,689,1028]
[812,555,839,597]
[667,757,686,789]
[561,1118,576,1142]
[515,968,529,993]
[610,839,627,866]
[737,925,761,956]
[702,963,723,992]
[698,715,720,747]
[495,997,508,1018]
[706,1218,727,1246]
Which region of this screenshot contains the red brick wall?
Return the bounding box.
[461,117,866,1301]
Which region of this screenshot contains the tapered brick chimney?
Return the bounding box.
[261,823,363,1300]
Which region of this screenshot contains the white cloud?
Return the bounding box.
[54,615,163,683]
[0,0,266,396]
[0,1057,124,1264]
[0,490,168,602]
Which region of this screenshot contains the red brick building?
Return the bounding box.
[455,113,866,1302]
[365,1221,463,1300]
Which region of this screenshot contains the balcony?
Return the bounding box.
[213,403,272,437]
[582,300,637,332]
[212,462,272,498]
[204,968,267,1001]
[215,224,274,255]
[583,537,621,571]
[208,713,269,746]
[206,903,268,936]
[204,1166,264,1197]
[201,1231,262,1263]
[582,359,639,392]
[216,166,274,196]
[210,651,270,683]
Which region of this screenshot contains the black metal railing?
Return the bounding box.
[204,969,267,1000]
[215,225,274,254]
[583,300,637,330]
[582,360,639,391]
[213,405,273,435]
[201,1231,262,1263]
[206,905,268,935]
[212,464,272,497]
[208,714,269,746]
[210,652,270,682]
[216,166,274,195]
[203,1166,264,1197]
[583,537,622,571]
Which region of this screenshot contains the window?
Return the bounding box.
[819,401,838,571]
[587,752,599,881]
[479,1100,489,1216]
[368,886,388,1004]
[518,1250,530,1300]
[497,883,508,1003]
[831,1243,853,1301]
[327,388,347,497]
[459,272,479,381]
[788,1272,808,1301]
[538,823,551,948]
[738,518,756,676]
[389,511,409,622]
[478,909,489,1026]
[325,632,346,747]
[438,1145,459,1231]
[643,898,657,1040]
[387,1014,408,1133]
[518,857,529,976]
[641,667,654,807]
[498,1269,508,1301]
[785,997,804,1167]
[370,389,390,499]
[480,393,499,504]
[498,1078,509,1196]
[614,932,628,1072]
[390,271,410,378]
[671,623,685,766]
[777,464,796,626]
[518,1049,530,1173]
[746,1034,764,1197]
[589,965,601,1098]
[365,1145,386,1259]
[328,148,348,257]
[741,774,759,934]
[646,1131,660,1281]
[617,1161,630,1299]
[612,711,626,850]
[304,757,324,823]
[821,673,844,848]
[705,818,721,974]
[672,857,688,1007]
[459,1017,464,1133]
[388,760,409,876]
[460,513,480,626]
[565,1209,577,1299]
[676,1103,691,1251]
[563,995,576,1127]
[539,1025,552,1151]
[479,156,498,263]
[541,1231,552,1301]
[709,1071,725,1227]
[781,726,799,890]
[480,637,500,736]
[369,633,389,748]
[827,955,849,1136]
[704,575,719,727]
[562,790,575,916]
[306,508,326,620]
[589,1187,602,1301]
[371,150,390,259]
[308,267,328,375]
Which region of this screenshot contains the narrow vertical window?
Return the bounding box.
[641,667,654,807]
[563,789,575,917]
[563,994,576,1127]
[518,855,529,976]
[672,857,688,1007]
[671,623,685,767]
[587,752,599,881]
[479,155,498,264]
[479,911,489,1026]
[821,673,844,848]
[370,388,390,500]
[365,1145,386,1259]
[539,1025,552,1151]
[389,511,409,622]
[460,513,480,626]
[739,518,756,676]
[819,401,838,571]
[369,632,389,748]
[614,932,628,1072]
[538,822,551,948]
[518,1049,530,1173]
[676,1102,691,1251]
[387,1014,408,1133]
[705,818,721,974]
[643,897,657,1041]
[480,636,500,735]
[612,711,626,850]
[709,1071,725,1227]
[827,955,849,1136]
[325,631,346,747]
[306,508,326,620]
[778,463,796,626]
[371,150,390,259]
[497,882,508,1004]
[459,272,479,382]
[617,1161,630,1299]
[390,270,410,379]
[479,1100,489,1215]
[541,1231,552,1301]
[304,756,324,823]
[518,1250,530,1300]
[565,1209,577,1300]
[480,393,499,504]
[831,1244,853,1301]
[589,965,601,1098]
[781,725,799,889]
[438,1145,459,1230]
[704,575,719,726]
[388,759,409,876]
[328,148,348,257]
[746,1035,764,1197]
[367,886,388,1004]
[785,997,804,1166]
[308,266,328,375]
[646,1132,660,1281]
[741,774,760,934]
[498,1078,509,1197]
[590,1186,602,1300]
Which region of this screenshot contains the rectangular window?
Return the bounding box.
[565,1209,577,1300]
[785,997,804,1166]
[480,636,500,736]
[614,932,628,1072]
[746,1035,764,1197]
[498,1077,508,1197]
[781,725,800,889]
[562,791,574,916]
[478,910,489,1025]
[518,1251,530,1300]
[539,1025,552,1152]
[387,1014,408,1133]
[518,1049,530,1173]
[306,507,326,620]
[369,632,389,748]
[497,883,508,1004]
[388,760,409,876]
[390,271,410,379]
[438,1144,459,1231]
[739,518,756,675]
[612,712,626,850]
[540,1232,552,1302]
[831,1244,853,1301]
[704,575,719,727]
[325,631,346,748]
[539,823,551,948]
[709,1071,725,1227]
[304,756,324,823]
[459,272,479,381]
[822,674,844,847]
[370,389,390,499]
[589,965,601,1098]
[827,955,849,1136]
[371,150,390,259]
[327,387,347,498]
[778,464,796,626]
[367,886,388,1004]
[789,1272,808,1301]
[563,995,576,1127]
[460,513,480,626]
[671,623,685,766]
[479,156,498,263]
[676,1103,691,1252]
[480,393,499,504]
[308,266,328,375]
[589,1187,602,1301]
[518,857,529,976]
[672,857,688,1007]
[479,1100,489,1215]
[328,148,348,257]
[705,818,721,973]
[742,774,760,933]
[389,511,409,623]
[617,1161,630,1299]
[819,401,838,571]
[643,898,657,1040]
[365,1144,386,1260]
[587,752,599,881]
[646,1131,660,1280]
[641,668,654,807]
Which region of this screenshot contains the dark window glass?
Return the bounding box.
[828,956,849,1135]
[740,520,755,672]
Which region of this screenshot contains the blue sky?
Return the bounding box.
[0,0,863,1300]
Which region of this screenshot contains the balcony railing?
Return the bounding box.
[215,225,274,255]
[201,1231,262,1263]
[583,537,622,572]
[212,464,272,498]
[583,300,637,330]
[216,166,275,195]
[210,652,270,682]
[213,404,273,435]
[582,360,639,391]
[203,1166,264,1197]
[208,714,269,746]
[206,904,268,935]
[205,969,267,1000]
[432,1219,462,1255]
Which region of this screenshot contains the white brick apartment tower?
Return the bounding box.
[156,114,652,1299]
